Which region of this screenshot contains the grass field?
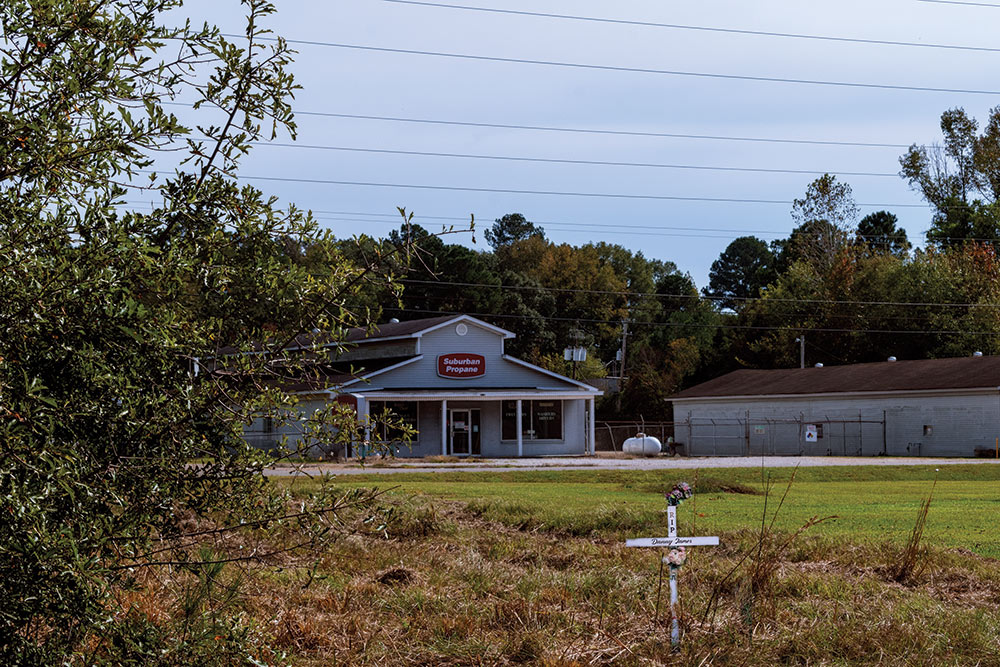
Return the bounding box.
[284,464,1000,558]
[136,465,1000,664]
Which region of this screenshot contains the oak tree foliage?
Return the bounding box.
[0,1,420,662]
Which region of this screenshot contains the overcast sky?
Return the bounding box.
[165,0,1000,289]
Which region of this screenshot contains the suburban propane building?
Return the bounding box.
[245,315,602,457]
[670,355,1000,457]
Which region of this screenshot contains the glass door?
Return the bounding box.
[470,409,481,456]
[450,409,471,455]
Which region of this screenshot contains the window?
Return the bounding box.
[369,401,418,442]
[531,401,562,440]
[501,400,563,441]
[501,401,526,440]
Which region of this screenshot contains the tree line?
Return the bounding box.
[328,107,1000,420]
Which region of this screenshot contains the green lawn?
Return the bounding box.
[280,464,1000,557]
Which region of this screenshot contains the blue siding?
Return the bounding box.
[364,323,583,390]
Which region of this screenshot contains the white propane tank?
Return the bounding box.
[623,432,662,456]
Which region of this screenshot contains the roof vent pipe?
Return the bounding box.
[974,351,984,357]
[389,318,400,324]
[814,363,824,368]
[887,356,897,362]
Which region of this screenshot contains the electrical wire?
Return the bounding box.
[253,143,898,178]
[228,38,1000,96]
[312,216,751,240]
[396,290,980,326]
[117,202,799,239]
[375,304,1000,336]
[134,170,929,208]
[286,110,911,149]
[384,1,1000,53]
[125,201,1000,246]
[398,278,1000,309]
[313,216,783,239]
[916,0,1000,6]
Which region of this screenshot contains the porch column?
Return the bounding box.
[441,399,448,456]
[516,399,523,457]
[357,396,369,460]
[588,397,596,456]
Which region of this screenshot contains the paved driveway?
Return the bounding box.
[263,455,1000,477]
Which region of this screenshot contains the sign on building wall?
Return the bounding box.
[437,353,486,379]
[805,424,818,442]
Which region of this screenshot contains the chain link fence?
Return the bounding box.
[598,414,886,456]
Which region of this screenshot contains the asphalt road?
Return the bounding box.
[263,455,1000,476]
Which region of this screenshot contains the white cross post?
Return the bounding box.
[626,483,719,650]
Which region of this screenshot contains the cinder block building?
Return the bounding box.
[670,355,1000,457]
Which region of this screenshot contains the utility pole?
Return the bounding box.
[616,319,629,412]
[619,319,629,379]
[795,334,805,369]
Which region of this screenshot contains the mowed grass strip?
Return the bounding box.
[280,464,1000,557]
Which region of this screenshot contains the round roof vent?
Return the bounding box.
[887,356,897,362]
[814,363,824,368]
[389,318,400,324]
[456,323,468,336]
[973,351,984,357]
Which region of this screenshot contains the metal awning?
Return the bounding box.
[347,389,600,401]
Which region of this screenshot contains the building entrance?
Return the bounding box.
[449,408,481,456]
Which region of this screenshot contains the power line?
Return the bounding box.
[161,102,914,149]
[397,278,1000,309]
[384,0,1000,54]
[307,209,782,237]
[244,39,1000,97]
[123,201,794,238]
[313,216,767,240]
[135,171,929,208]
[916,0,1000,6]
[289,111,911,149]
[254,142,898,178]
[397,290,973,326]
[120,201,1000,245]
[313,214,787,238]
[310,213,843,241]
[377,304,1000,336]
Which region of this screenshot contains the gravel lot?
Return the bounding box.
[263,454,1000,476]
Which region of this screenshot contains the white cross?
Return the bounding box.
[626,503,720,649]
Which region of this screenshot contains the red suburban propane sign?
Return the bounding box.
[438,353,486,378]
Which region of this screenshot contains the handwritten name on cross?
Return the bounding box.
[625,482,720,650]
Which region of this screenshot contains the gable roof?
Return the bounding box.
[672,355,1000,400]
[502,355,603,393]
[342,314,515,343]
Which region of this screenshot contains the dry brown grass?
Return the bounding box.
[115,494,1000,666]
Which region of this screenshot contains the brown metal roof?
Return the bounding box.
[274,356,417,392]
[280,315,458,350]
[218,315,480,357]
[672,355,1000,399]
[343,315,459,342]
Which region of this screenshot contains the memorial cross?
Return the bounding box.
[625,483,719,650]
